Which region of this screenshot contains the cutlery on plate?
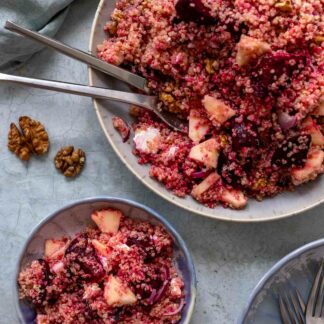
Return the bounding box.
[279,289,306,324]
[3,21,186,133]
[306,263,324,324]
[0,72,186,132]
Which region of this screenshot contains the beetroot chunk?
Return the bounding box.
[65,234,104,281]
[272,134,311,168]
[252,50,309,97]
[175,0,215,24]
[231,121,260,150]
[126,234,157,261]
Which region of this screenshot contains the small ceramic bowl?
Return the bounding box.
[14,197,196,324]
[238,238,324,324]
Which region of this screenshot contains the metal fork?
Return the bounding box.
[3,21,187,132]
[306,263,324,324]
[279,289,306,324]
[0,72,186,132]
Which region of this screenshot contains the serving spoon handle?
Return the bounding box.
[0,72,156,111]
[4,21,149,93]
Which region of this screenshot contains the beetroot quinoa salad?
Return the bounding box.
[18,209,185,323]
[97,0,324,209]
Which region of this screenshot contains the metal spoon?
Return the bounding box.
[0,72,186,132]
[4,21,187,132]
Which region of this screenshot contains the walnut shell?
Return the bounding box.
[54,146,86,177]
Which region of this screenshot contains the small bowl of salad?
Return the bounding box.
[14,197,196,324]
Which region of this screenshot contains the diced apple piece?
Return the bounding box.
[189,138,220,168]
[221,188,247,209]
[91,209,122,234]
[104,275,137,306]
[169,277,184,298]
[83,283,101,300]
[291,148,324,185]
[302,117,324,146]
[116,243,131,252]
[92,239,110,257]
[202,95,236,125]
[44,239,68,259]
[236,35,271,67]
[134,127,161,154]
[191,173,220,198]
[36,315,49,324]
[164,146,178,158]
[51,261,65,274]
[188,110,210,143]
[175,0,215,24]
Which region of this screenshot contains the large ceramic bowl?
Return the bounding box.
[238,238,324,324]
[88,0,324,222]
[14,197,196,324]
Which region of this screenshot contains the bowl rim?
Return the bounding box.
[13,196,197,324]
[87,0,323,223]
[237,237,324,324]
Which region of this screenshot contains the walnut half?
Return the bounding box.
[54,146,86,177]
[19,116,49,155]
[8,123,31,161]
[8,116,49,161]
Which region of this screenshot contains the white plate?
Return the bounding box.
[88,0,324,222]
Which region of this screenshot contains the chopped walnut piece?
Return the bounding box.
[314,35,324,45]
[8,123,31,161]
[274,0,293,13]
[160,92,175,104]
[129,105,145,117]
[105,21,118,35]
[204,58,218,74]
[19,116,49,155]
[54,146,86,177]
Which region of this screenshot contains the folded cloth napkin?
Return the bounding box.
[0,0,75,71]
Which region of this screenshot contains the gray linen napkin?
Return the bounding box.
[0,0,75,71]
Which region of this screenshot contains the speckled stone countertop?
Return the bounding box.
[1,1,323,323]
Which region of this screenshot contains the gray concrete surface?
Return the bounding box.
[0,1,323,323]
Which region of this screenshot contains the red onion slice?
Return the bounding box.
[147,288,157,305]
[98,256,109,270]
[161,266,170,281]
[191,170,207,179]
[278,111,297,130]
[164,299,185,316]
[153,280,169,303]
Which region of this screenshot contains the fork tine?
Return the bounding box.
[296,289,306,314]
[284,292,300,323]
[279,296,292,324]
[306,263,324,318]
[289,291,305,323]
[315,270,324,317]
